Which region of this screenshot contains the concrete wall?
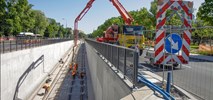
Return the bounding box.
[0,40,73,100]
[85,42,132,100]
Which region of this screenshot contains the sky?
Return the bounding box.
[28,0,204,34]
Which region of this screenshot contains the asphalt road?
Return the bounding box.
[139,50,213,100]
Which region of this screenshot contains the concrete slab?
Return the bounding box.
[121,86,164,100]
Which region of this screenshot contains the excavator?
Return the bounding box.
[74,0,145,55]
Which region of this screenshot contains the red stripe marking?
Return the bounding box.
[184,19,191,27]
[155,44,164,57]
[173,7,178,11]
[177,1,193,19]
[156,56,165,64]
[156,1,175,18]
[157,18,166,29]
[177,56,188,64]
[182,45,189,57]
[183,32,191,45]
[155,31,165,44]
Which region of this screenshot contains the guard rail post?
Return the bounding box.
[21,40,23,50]
[117,47,119,72]
[3,41,4,53]
[124,49,127,79]
[111,45,113,66]
[25,39,27,49]
[133,51,139,88]
[10,40,12,52]
[16,40,17,51]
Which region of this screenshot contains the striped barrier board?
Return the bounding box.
[155,0,193,64]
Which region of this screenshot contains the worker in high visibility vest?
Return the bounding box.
[43,81,50,94]
[72,69,77,79]
[73,63,78,70]
[69,62,75,71]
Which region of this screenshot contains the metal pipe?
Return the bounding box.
[16,40,17,51]
[166,72,172,93]
[138,76,173,100]
[133,51,139,88]
[10,40,11,52]
[138,75,175,100]
[117,47,119,71]
[124,49,127,79]
[3,41,4,53]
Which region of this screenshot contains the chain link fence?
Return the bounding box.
[141,26,213,100]
[85,39,139,86]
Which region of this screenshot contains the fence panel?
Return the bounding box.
[86,39,137,84]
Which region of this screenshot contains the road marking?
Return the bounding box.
[182,65,191,68]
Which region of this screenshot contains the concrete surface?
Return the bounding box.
[121,86,164,100]
[30,44,74,100]
[141,49,213,100]
[85,42,132,100]
[0,40,73,100]
[56,43,93,100]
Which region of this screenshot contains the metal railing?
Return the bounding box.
[85,38,139,86]
[142,27,213,100]
[0,39,72,54]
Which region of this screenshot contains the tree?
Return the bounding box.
[149,0,157,27]
[78,31,86,38]
[91,8,154,37]
[16,0,35,32]
[3,1,18,36]
[195,0,213,45]
[44,18,59,38]
[197,0,213,25]
[31,10,48,36]
[0,0,6,36]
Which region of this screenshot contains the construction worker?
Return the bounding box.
[72,69,77,79]
[73,63,78,70]
[80,71,85,79]
[43,81,50,94]
[69,62,75,71]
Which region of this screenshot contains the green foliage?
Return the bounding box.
[149,0,157,27]
[79,31,86,38]
[91,7,154,37]
[0,0,71,38]
[0,0,6,34]
[197,0,213,25]
[165,10,183,26]
[31,10,48,36]
[92,17,123,37]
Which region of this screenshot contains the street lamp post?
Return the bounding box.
[62,18,67,38]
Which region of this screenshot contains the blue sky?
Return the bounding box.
[28,0,204,34]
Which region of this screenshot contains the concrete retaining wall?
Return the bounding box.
[85,42,132,100]
[0,40,73,100]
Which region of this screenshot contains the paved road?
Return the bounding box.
[139,50,213,100]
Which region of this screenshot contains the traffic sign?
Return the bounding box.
[165,33,182,54]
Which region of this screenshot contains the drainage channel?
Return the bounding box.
[55,42,88,100]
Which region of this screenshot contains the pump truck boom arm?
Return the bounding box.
[97,0,134,42]
[109,0,134,25]
[74,0,95,46]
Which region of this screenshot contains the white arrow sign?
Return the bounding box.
[168,37,179,50]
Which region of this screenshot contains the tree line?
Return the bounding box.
[90,0,213,45]
[0,0,72,38]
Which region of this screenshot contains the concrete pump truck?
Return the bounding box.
[96,0,146,55]
[73,0,145,55]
